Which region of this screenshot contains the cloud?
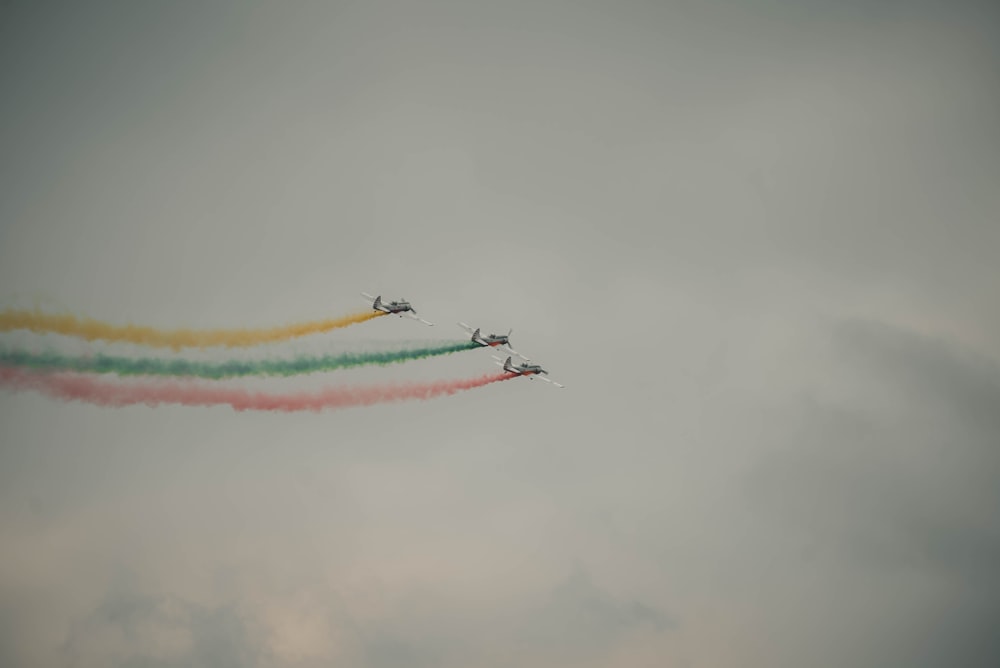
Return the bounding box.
[836,318,1000,438]
[740,318,1000,666]
[46,561,671,668]
[518,563,674,652]
[62,567,262,668]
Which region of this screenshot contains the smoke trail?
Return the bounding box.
[0,309,385,349]
[0,342,480,379]
[0,366,517,412]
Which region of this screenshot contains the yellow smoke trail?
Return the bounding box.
[0,309,386,349]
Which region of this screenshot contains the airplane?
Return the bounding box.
[361,292,434,326]
[457,322,521,356]
[492,355,565,388]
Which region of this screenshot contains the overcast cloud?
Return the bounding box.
[1,1,998,666]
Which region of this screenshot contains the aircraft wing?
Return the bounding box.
[405,312,434,326]
[501,344,527,360]
[457,322,475,334]
[360,292,377,304]
[535,374,565,388]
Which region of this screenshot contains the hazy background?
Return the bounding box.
[1,1,998,666]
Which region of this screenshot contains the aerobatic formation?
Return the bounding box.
[0,292,564,413]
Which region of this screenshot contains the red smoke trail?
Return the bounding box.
[0,366,517,412]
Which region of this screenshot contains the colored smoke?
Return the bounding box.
[0,341,480,379]
[0,366,517,412]
[0,309,385,349]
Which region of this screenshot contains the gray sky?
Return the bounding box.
[1,1,998,666]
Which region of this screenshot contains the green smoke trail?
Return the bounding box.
[0,342,480,380]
